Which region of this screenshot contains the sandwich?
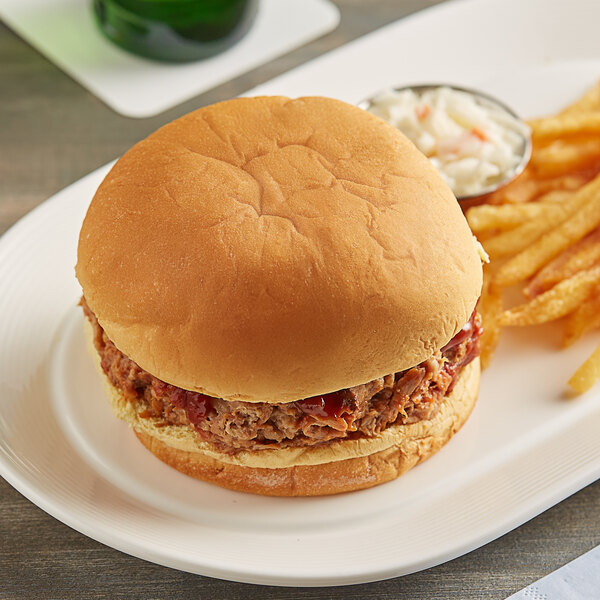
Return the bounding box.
[76,96,483,496]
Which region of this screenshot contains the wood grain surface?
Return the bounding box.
[1,1,599,598]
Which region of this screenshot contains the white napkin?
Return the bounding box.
[506,545,600,599]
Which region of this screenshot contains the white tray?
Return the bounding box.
[1,0,599,586]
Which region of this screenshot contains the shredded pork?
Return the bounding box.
[82,299,481,454]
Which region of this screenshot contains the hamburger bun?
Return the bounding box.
[76,96,482,405]
[77,95,483,496]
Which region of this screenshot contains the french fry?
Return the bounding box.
[494,175,600,287]
[482,187,592,260]
[486,172,588,205]
[499,265,600,327]
[465,82,600,392]
[482,208,568,259]
[529,113,600,141]
[562,292,600,348]
[535,189,576,204]
[466,203,562,233]
[478,269,503,369]
[560,80,600,116]
[525,227,600,298]
[568,342,600,394]
[531,138,600,178]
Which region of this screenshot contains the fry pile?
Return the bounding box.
[466,80,600,393]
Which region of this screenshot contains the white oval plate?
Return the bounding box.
[1,0,600,586]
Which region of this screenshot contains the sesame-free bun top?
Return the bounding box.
[76,96,482,404]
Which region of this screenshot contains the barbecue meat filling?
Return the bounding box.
[82,299,482,454]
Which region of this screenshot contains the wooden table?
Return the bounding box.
[1,1,599,597]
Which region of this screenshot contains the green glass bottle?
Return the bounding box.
[93,0,259,62]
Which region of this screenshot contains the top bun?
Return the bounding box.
[76,96,482,404]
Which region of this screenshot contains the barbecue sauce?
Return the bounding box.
[441,311,482,355]
[168,387,214,425]
[296,391,347,419]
